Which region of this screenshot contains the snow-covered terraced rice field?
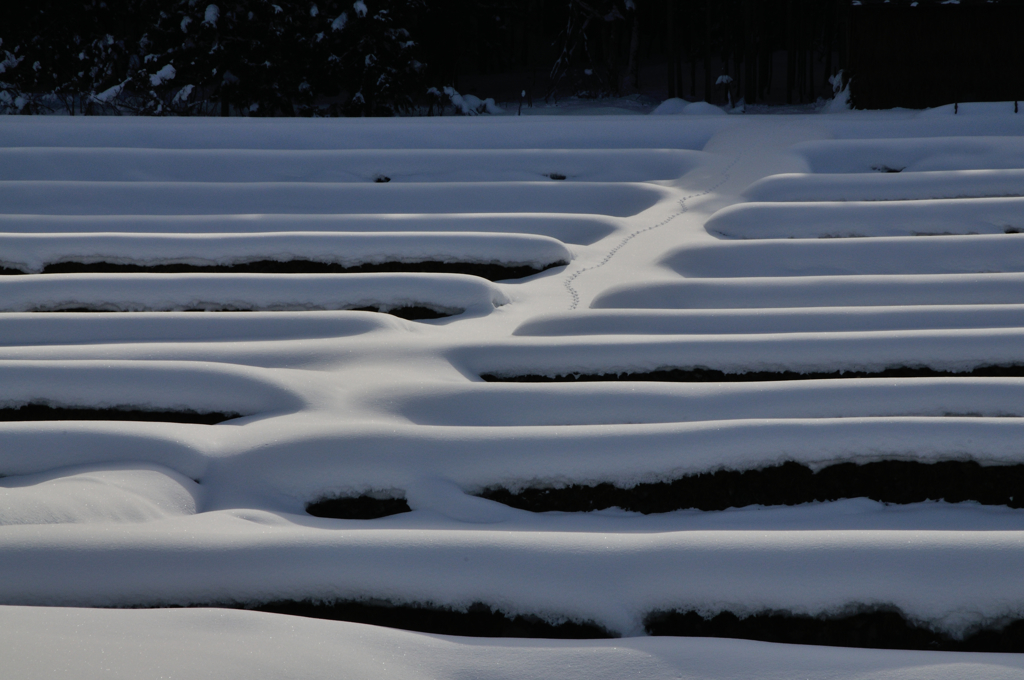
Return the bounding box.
[705,197,1024,238]
[5,111,1024,679]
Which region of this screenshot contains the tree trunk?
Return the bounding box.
[786,0,795,104]
[807,6,815,100]
[704,0,712,102]
[824,0,834,84]
[743,0,756,104]
[626,2,641,93]
[667,0,676,97]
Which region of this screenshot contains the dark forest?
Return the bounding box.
[1,0,1020,115]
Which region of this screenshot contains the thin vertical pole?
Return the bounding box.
[704,0,713,102]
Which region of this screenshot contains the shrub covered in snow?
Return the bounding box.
[430,87,503,116]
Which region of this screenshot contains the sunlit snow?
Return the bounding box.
[2,101,1024,678]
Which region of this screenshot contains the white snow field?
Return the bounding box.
[3,109,1024,678]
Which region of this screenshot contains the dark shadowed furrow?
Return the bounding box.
[306,495,412,520]
[478,460,1024,513]
[482,364,1024,383]
[0,403,241,425]
[206,599,1024,651]
[645,608,1024,653]
[0,259,567,282]
[349,306,449,321]
[28,305,452,320]
[247,600,614,639]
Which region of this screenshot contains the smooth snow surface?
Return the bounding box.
[3,109,1024,677]
[0,272,506,314]
[7,607,1024,680]
[0,232,572,273]
[651,97,691,115]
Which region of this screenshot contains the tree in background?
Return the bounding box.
[318,0,426,115]
[548,0,634,98]
[0,0,425,116]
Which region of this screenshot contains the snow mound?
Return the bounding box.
[650,98,689,115]
[680,101,727,116]
[0,466,200,525]
[443,87,503,116]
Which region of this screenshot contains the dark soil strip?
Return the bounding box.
[29,305,452,320]
[645,608,1024,653]
[349,305,449,321]
[247,599,614,639]
[481,364,1024,383]
[0,403,241,424]
[5,259,567,282]
[306,495,412,520]
[479,460,1024,514]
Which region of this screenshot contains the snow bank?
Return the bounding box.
[0,148,707,183]
[514,306,1024,336]
[665,235,1024,278]
[744,169,1024,202]
[0,311,397,347]
[0,181,665,217]
[456,328,1024,380]
[680,101,727,116]
[0,232,572,274]
[0,214,618,245]
[650,98,689,115]
[0,117,727,150]
[0,466,201,525]
[396,379,1024,427]
[2,517,1024,638]
[706,197,1024,239]
[592,273,1024,309]
[5,607,1021,680]
[0,359,301,417]
[0,273,506,315]
[792,136,1024,173]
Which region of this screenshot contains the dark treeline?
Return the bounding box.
[849,1,1024,109]
[0,0,1019,115]
[434,0,852,107]
[0,0,427,115]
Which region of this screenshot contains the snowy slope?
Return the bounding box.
[3,109,1024,677]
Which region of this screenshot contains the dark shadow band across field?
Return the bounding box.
[150,599,1024,652]
[249,600,614,639]
[477,460,1024,513]
[482,364,1024,383]
[0,403,241,425]
[26,305,452,320]
[306,495,412,520]
[0,259,566,282]
[644,608,1024,653]
[307,461,1024,518]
